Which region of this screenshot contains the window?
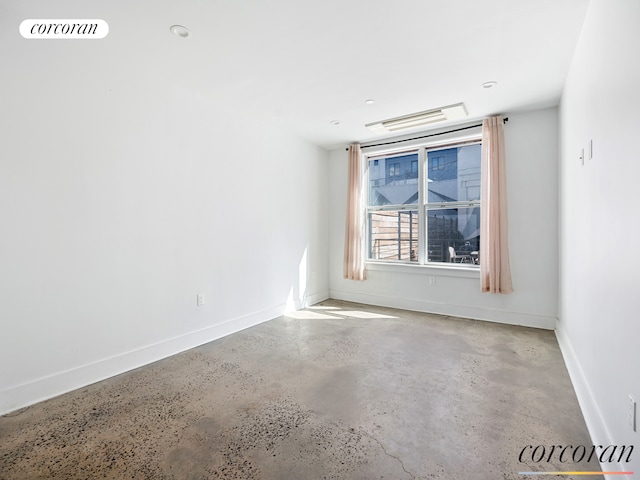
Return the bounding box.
[430,155,445,171]
[366,140,481,265]
[388,162,401,177]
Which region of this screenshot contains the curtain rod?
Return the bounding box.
[346,117,509,151]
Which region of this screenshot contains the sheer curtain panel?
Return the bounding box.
[480,116,514,293]
[343,144,367,281]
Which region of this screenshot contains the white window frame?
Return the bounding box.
[364,134,482,271]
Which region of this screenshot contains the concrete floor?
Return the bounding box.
[0,300,600,479]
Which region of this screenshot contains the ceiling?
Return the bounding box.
[1,0,590,150]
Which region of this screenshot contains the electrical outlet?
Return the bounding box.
[429,277,436,286]
[629,395,636,432]
[197,294,205,306]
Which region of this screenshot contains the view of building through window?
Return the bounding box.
[367,142,481,265]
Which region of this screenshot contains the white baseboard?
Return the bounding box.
[284,290,330,312]
[0,302,290,416]
[328,289,556,330]
[555,321,632,480]
[305,290,330,307]
[555,320,610,443]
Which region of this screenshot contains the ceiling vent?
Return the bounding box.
[366,103,468,133]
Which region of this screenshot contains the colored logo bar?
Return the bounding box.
[519,472,633,476]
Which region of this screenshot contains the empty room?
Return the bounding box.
[1,0,638,479]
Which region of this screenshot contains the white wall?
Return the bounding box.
[328,108,559,329]
[557,0,640,477]
[0,69,329,414]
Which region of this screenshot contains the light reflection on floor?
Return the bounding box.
[286,305,398,320]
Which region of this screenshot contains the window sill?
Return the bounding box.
[366,261,480,279]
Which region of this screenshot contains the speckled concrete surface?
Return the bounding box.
[0,300,600,479]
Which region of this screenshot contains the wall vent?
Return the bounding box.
[366,103,468,133]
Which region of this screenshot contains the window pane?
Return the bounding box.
[426,207,480,264]
[427,144,481,203]
[369,210,419,262]
[369,152,419,206]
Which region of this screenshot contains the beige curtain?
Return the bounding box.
[343,143,367,281]
[480,116,513,293]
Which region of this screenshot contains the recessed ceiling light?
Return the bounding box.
[330,120,340,126]
[170,25,190,38]
[365,99,375,105]
[481,81,498,89]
